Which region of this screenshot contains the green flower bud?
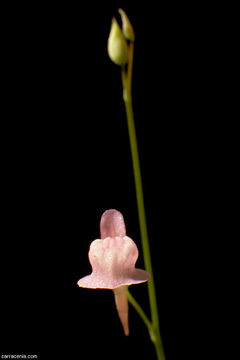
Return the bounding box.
[107,17,128,66]
[118,8,135,42]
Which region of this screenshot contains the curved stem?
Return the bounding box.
[127,289,152,334]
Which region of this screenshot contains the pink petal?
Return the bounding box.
[77,236,150,289]
[100,209,126,239]
[113,286,129,336]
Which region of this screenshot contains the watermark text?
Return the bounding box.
[1,355,38,359]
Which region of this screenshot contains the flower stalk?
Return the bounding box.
[107,9,166,359]
[121,36,166,360]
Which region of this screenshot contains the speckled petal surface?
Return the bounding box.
[77,236,150,289]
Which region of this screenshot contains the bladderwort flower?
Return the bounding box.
[77,209,150,336]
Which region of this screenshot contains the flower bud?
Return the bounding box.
[118,8,135,42]
[107,17,128,66]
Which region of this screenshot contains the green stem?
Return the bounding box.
[121,50,166,360]
[127,289,153,335]
[127,42,134,92]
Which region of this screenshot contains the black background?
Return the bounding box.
[1,1,219,359]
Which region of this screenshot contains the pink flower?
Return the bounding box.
[77,209,150,335]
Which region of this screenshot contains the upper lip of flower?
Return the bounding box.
[100,209,126,239]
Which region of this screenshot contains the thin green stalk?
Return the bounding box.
[121,47,166,360]
[127,289,153,335]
